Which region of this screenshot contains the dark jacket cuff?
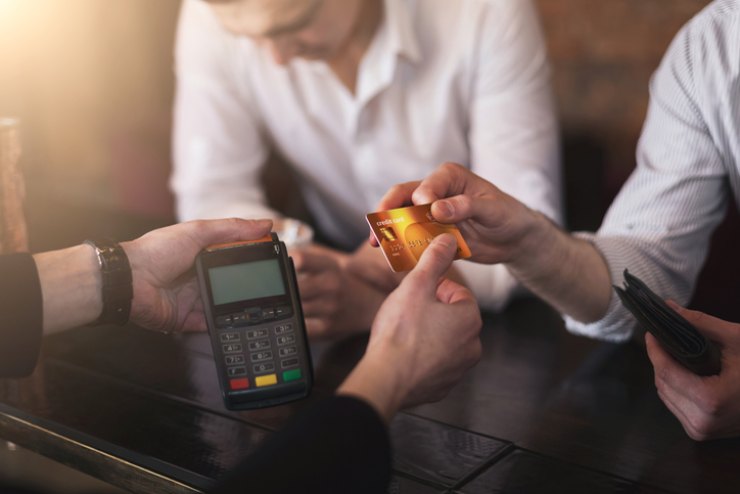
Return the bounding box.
[0,253,43,377]
[214,395,391,494]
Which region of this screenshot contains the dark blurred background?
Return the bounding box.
[1,0,736,320]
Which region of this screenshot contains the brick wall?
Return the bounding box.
[536,0,711,226]
[535,0,739,320]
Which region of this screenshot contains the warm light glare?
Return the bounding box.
[0,0,22,14]
[0,0,31,30]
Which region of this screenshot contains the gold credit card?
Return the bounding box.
[366,204,472,272]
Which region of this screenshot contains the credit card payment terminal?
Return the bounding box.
[196,233,312,410]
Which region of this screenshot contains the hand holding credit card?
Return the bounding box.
[366,204,471,272]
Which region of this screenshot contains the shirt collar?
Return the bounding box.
[383,0,421,65]
[297,0,421,73]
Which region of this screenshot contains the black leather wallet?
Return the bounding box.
[614,269,722,376]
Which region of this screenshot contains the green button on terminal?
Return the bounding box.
[282,369,302,382]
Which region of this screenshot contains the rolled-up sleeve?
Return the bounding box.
[565,10,731,341]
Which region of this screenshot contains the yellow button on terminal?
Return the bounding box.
[255,374,278,387]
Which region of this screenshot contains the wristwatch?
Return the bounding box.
[85,238,133,325]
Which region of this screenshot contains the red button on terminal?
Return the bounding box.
[230,378,249,390]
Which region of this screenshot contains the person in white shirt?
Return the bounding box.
[376,0,740,441]
[171,0,561,339]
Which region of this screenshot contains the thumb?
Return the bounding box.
[430,194,479,225]
[405,234,457,295]
[189,218,273,248]
[671,303,740,345]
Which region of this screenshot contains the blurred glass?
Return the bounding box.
[273,218,313,249]
[0,118,29,253]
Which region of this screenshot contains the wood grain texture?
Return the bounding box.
[1,297,739,493]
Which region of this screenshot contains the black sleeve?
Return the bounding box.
[212,395,391,494]
[0,253,43,377]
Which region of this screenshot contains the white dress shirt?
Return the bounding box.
[172,0,561,310]
[566,0,740,341]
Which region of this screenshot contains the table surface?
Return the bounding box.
[1,297,739,494]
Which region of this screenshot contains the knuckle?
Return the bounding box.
[388,183,405,198]
[454,194,472,212]
[687,416,715,441]
[292,253,306,268]
[696,392,724,417]
[410,189,422,204]
[441,162,462,173]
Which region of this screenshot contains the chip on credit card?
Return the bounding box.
[366,204,472,272]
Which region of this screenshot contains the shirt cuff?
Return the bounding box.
[562,232,639,342]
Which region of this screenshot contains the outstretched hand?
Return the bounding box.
[372,162,542,265]
[339,234,482,420]
[123,218,272,333]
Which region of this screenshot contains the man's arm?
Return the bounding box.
[457,0,562,311]
[213,235,483,493]
[563,4,732,341]
[171,0,274,222]
[338,234,482,417]
[33,245,104,334]
[377,164,613,324]
[378,2,734,341]
[35,219,273,335]
[0,218,273,378]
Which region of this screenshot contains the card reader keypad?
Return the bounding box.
[217,312,304,391]
[216,306,293,329]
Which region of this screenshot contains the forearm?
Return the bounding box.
[508,211,612,323]
[33,245,102,334]
[337,348,406,423]
[172,64,271,222]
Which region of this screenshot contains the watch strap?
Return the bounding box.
[85,238,133,325]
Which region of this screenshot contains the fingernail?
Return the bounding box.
[436,200,454,218]
[437,233,456,249]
